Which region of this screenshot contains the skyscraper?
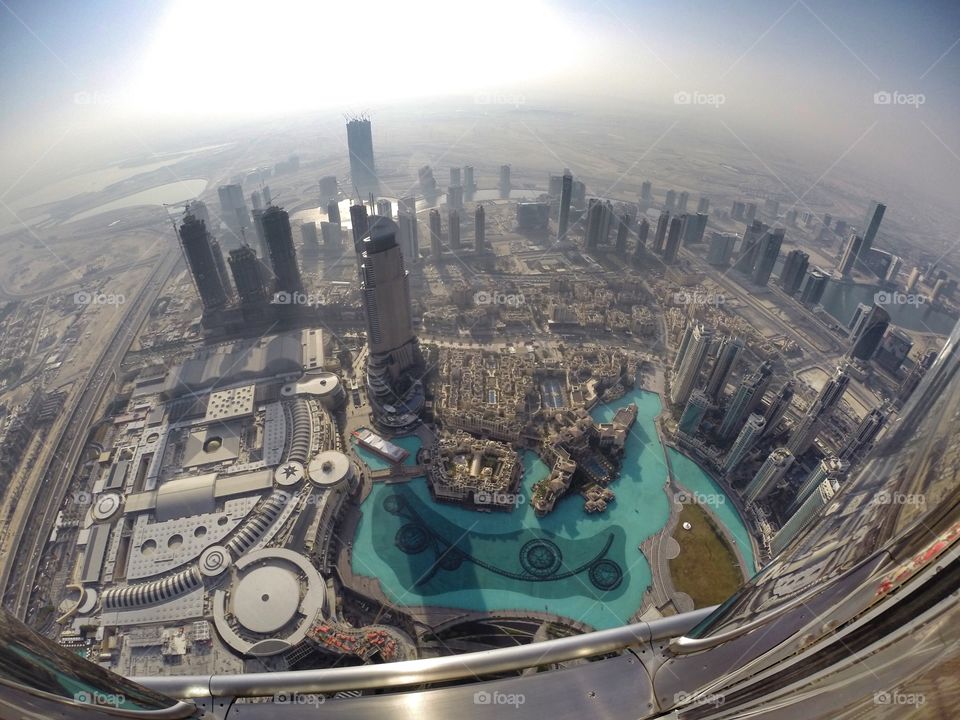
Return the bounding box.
[670,323,714,405]
[358,217,424,430]
[464,166,475,192]
[210,239,234,302]
[448,210,461,250]
[860,201,886,262]
[640,181,652,202]
[397,210,419,264]
[350,203,369,269]
[677,191,689,213]
[475,205,486,252]
[261,206,303,296]
[723,413,766,475]
[673,322,694,374]
[615,214,632,254]
[743,447,794,504]
[217,184,250,247]
[800,267,829,306]
[665,189,676,210]
[787,366,850,456]
[429,209,442,260]
[734,220,766,275]
[838,234,863,277]
[318,175,338,202]
[447,185,464,211]
[679,390,711,436]
[719,362,773,440]
[178,214,229,312]
[450,167,461,187]
[346,115,377,193]
[706,336,744,400]
[788,457,848,516]
[771,477,838,555]
[697,196,710,214]
[557,171,573,242]
[762,381,795,438]
[752,228,784,287]
[652,211,670,254]
[360,216,417,374]
[499,165,511,194]
[779,249,810,295]
[636,218,649,249]
[849,305,891,361]
[228,245,269,309]
[662,216,683,264]
[681,212,708,246]
[839,406,887,463]
[706,232,737,267]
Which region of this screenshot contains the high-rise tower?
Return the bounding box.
[475,205,486,252]
[706,336,744,400]
[360,216,424,430]
[557,171,573,242]
[178,214,229,312]
[346,115,377,193]
[723,413,766,475]
[260,206,303,296]
[671,323,714,405]
[743,447,794,504]
[719,362,773,440]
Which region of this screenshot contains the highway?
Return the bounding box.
[0,246,180,621]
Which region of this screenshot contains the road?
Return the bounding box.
[0,247,180,621]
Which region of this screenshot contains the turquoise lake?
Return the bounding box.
[350,389,756,629]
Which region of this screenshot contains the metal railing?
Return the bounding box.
[134,606,716,699]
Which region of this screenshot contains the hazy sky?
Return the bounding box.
[1,0,959,207]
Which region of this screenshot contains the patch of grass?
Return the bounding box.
[669,503,743,608]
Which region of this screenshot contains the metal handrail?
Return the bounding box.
[134,607,716,699]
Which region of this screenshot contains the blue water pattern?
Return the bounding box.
[350,389,754,629]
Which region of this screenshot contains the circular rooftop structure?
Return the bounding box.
[275,460,305,487]
[308,451,353,487]
[198,545,232,577]
[281,372,345,409]
[91,493,121,521]
[233,565,301,634]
